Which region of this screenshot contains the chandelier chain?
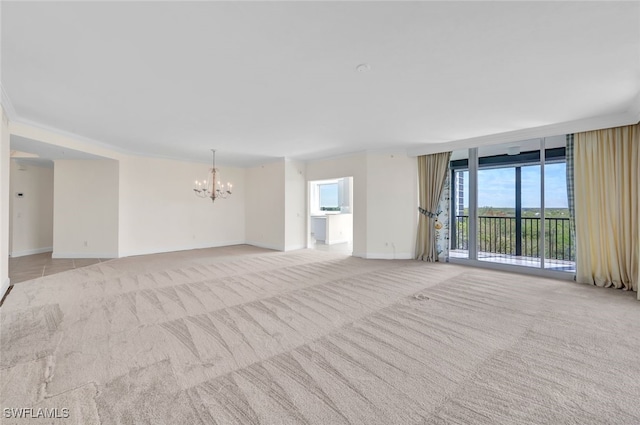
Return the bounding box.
[193,149,233,202]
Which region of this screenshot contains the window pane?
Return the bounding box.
[476,138,543,269]
[544,162,574,271]
[451,169,469,258]
[450,138,575,274]
[477,167,515,260]
[319,184,339,209]
[521,165,541,264]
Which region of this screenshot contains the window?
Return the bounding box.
[319,183,339,211]
[449,138,574,273]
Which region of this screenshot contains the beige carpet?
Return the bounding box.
[1,245,639,424]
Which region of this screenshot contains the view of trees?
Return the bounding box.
[451,159,574,262]
[453,207,574,261]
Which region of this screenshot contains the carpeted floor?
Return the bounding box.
[1,245,639,424]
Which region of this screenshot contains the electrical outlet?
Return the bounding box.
[84,241,88,247]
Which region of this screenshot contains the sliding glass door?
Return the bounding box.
[520,164,542,263]
[449,136,575,274]
[450,169,469,259]
[477,165,516,262]
[543,161,574,270]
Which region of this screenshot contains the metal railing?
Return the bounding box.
[452,215,574,261]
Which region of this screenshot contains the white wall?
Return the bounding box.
[245,160,285,251]
[118,157,246,257]
[284,159,306,251]
[53,159,119,258]
[365,152,417,259]
[0,107,10,297]
[325,213,353,245]
[339,177,353,213]
[306,151,417,259]
[3,118,418,263]
[9,161,54,256]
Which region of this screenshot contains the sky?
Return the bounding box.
[319,183,339,207]
[460,163,568,209]
[319,164,569,210]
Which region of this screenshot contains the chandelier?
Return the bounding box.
[193,149,232,202]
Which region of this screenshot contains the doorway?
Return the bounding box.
[308,177,353,254]
[8,157,54,259]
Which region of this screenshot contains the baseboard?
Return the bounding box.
[117,244,411,260]
[118,240,248,258]
[9,247,53,258]
[361,252,413,260]
[349,251,412,260]
[325,239,350,246]
[284,244,306,252]
[245,241,284,252]
[52,251,119,259]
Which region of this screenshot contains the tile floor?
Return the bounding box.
[8,252,110,284]
[309,234,353,255]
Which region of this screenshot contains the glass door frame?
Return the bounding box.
[449,140,574,280]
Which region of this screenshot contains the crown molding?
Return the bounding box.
[9,118,130,160]
[8,116,257,167]
[407,101,640,157]
[5,79,638,165]
[249,156,287,168]
[0,84,17,121]
[0,87,218,164]
[364,147,410,157]
[1,87,253,166]
[626,91,640,123]
[301,149,368,165]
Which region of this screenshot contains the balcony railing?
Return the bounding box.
[452,215,574,261]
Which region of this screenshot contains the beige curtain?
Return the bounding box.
[416,152,451,261]
[574,123,639,298]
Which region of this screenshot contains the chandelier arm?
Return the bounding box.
[194,149,232,202]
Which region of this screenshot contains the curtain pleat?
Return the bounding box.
[574,124,639,296]
[565,134,576,266]
[416,152,452,262]
[435,172,451,261]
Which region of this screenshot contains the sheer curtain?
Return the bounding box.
[416,152,451,262]
[574,123,639,298]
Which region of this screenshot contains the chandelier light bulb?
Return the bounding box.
[193,149,234,203]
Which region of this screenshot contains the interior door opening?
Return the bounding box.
[307,177,353,254]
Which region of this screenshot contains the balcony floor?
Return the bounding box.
[450,249,576,273]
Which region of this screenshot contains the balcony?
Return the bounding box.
[450,215,575,272]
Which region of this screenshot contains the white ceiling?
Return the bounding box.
[10,135,108,161]
[2,1,639,166]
